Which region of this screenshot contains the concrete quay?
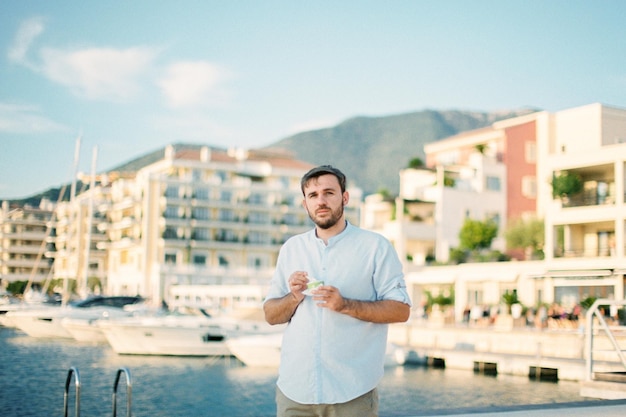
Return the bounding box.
[388,321,626,400]
[412,399,626,416]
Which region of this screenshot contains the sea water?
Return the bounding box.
[0,327,597,417]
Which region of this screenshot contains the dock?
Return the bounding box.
[389,321,626,400]
[414,399,626,416]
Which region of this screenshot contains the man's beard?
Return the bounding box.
[309,204,344,230]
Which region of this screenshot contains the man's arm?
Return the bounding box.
[313,286,410,323]
[264,271,310,325]
[338,299,410,323]
[263,293,303,325]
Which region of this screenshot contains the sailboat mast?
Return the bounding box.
[81,146,97,298]
[62,136,81,307]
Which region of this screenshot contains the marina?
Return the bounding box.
[1,326,623,417]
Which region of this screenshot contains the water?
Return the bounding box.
[0,327,598,417]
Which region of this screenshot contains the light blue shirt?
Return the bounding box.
[264,222,411,404]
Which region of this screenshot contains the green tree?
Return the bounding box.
[407,157,424,169]
[551,171,583,199]
[505,217,544,259]
[459,218,498,250]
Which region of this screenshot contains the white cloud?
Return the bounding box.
[158,61,229,108]
[7,17,44,66]
[0,103,69,134]
[39,46,158,101]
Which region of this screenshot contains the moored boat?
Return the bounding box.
[98,307,276,356]
[7,295,143,339]
[226,331,406,368]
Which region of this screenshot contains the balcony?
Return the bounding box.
[561,182,617,208]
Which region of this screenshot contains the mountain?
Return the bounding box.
[6,108,537,206]
[263,108,537,195]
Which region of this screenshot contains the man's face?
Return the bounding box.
[302,174,347,230]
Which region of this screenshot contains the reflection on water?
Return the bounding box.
[0,328,596,417]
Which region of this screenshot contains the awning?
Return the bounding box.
[545,269,613,278]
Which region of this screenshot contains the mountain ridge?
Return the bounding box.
[262,108,537,194]
[5,108,538,206]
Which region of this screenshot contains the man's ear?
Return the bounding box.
[343,191,349,206]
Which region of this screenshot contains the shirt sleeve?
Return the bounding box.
[263,243,290,303]
[373,236,412,306]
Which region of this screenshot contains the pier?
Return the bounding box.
[389,316,626,400]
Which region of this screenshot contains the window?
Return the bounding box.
[249,193,264,205]
[165,186,179,198]
[164,253,177,264]
[192,254,206,265]
[164,206,178,218]
[220,190,232,203]
[525,142,537,163]
[522,176,537,198]
[248,231,268,244]
[248,211,268,224]
[219,209,235,222]
[193,207,209,220]
[195,187,210,200]
[163,227,179,239]
[485,176,501,191]
[192,228,210,241]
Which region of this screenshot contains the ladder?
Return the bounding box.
[63,366,133,417]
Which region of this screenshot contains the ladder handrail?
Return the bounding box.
[584,298,626,381]
[112,367,132,417]
[63,366,81,417]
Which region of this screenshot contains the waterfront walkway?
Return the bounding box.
[415,399,626,416]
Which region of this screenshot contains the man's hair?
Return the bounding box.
[300,165,347,195]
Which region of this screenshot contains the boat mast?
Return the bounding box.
[62,136,81,307]
[81,146,97,298]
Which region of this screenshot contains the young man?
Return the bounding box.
[264,165,411,417]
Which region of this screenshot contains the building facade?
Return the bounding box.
[99,146,362,311]
[0,200,55,293]
[361,103,626,321]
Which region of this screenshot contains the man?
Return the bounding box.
[264,165,411,417]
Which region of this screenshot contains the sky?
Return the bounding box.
[1,1,625,200]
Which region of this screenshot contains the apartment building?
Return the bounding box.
[48,183,109,299]
[98,145,361,311]
[362,103,626,320]
[0,200,55,291]
[540,103,626,305]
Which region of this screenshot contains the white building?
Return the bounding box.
[0,200,55,291]
[97,145,361,311]
[48,183,109,300]
[362,103,626,321]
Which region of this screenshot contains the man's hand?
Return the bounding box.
[312,285,410,324]
[311,285,344,310]
[264,271,309,325]
[288,271,309,303]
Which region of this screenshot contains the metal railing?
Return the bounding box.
[63,367,81,417]
[112,367,132,417]
[584,298,626,381]
[62,367,132,417]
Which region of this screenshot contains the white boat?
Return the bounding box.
[98,307,276,356]
[0,289,62,328]
[226,331,407,368]
[226,332,283,367]
[7,296,143,339]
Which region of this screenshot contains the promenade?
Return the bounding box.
[389,320,626,401]
[415,399,626,416]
